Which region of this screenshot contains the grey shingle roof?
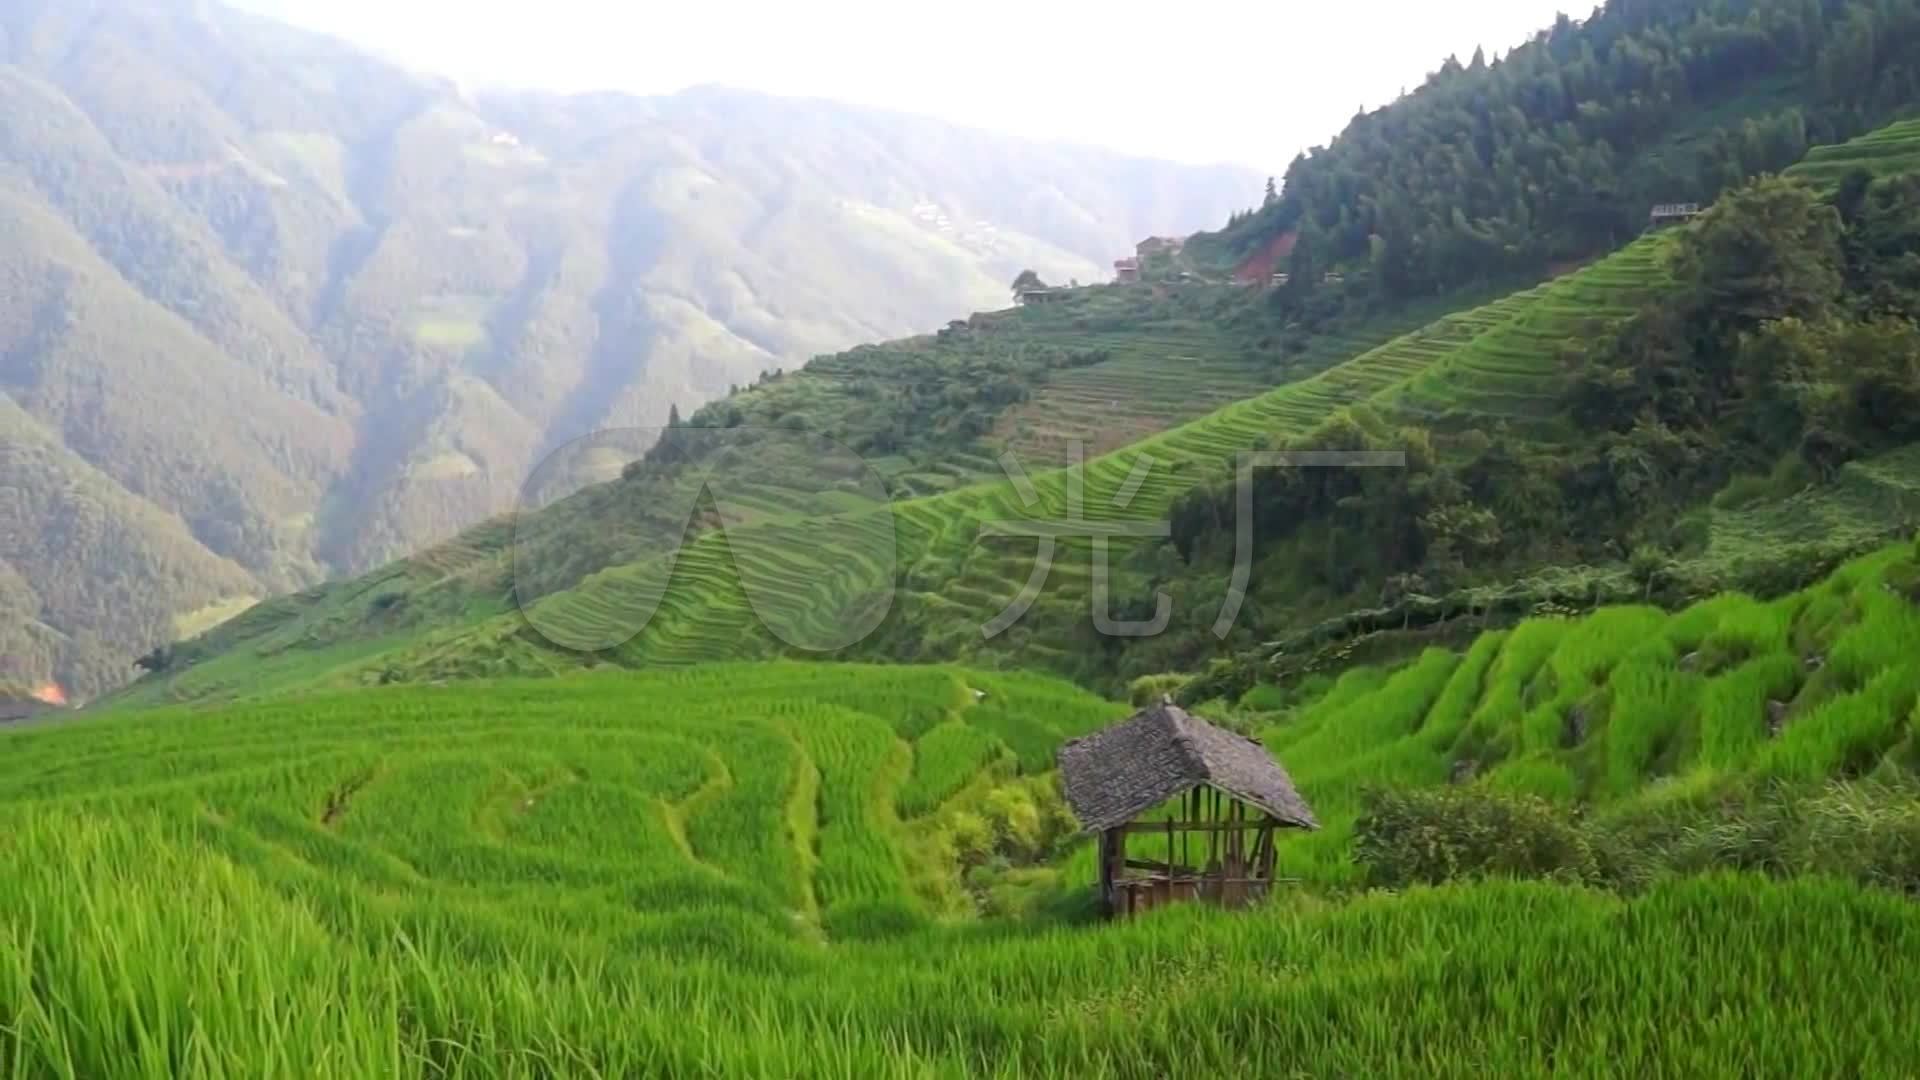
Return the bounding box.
[1056,701,1318,833]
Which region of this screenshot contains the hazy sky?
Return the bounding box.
[233,0,1580,172]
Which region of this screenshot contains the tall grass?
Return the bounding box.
[9,546,1920,1074]
[8,807,1920,1077]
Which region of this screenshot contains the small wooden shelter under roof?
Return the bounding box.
[1057,699,1317,918]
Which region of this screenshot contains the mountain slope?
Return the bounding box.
[0,0,1260,700]
[119,116,1920,708]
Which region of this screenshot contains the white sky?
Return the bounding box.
[233,0,1582,173]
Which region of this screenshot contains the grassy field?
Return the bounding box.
[105,234,1783,699]
[10,546,1920,1075]
[988,294,1463,462]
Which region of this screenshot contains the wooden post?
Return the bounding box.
[1250,822,1273,880]
[1182,789,1192,873]
[1208,788,1220,881]
[1098,829,1113,910]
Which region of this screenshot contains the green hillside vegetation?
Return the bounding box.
[21,3,1920,1072]
[0,0,1258,701]
[123,149,1920,704]
[109,277,1468,705]
[1154,135,1920,684]
[75,3,1920,709]
[1231,542,1920,886]
[111,116,1920,723]
[1196,0,1920,301]
[10,543,1920,1074]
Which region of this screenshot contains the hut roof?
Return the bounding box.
[1056,701,1318,833]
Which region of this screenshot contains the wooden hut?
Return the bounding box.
[1648,202,1702,228]
[1016,286,1069,305]
[1057,700,1317,918]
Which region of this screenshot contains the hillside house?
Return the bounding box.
[1113,257,1141,284]
[1058,700,1318,918]
[1135,235,1186,260]
[1016,286,1070,305]
[1649,202,1702,228]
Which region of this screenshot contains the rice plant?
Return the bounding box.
[9,547,1920,1074]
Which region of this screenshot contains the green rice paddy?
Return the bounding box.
[9,545,1920,1075]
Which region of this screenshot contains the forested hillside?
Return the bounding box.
[1196,0,1920,298]
[0,0,1259,700]
[1154,128,1920,683]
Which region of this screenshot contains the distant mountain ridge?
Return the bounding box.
[0,0,1260,700]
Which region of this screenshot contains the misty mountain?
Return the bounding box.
[0,0,1259,700]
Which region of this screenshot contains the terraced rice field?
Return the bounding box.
[1703,442,1920,572]
[991,328,1273,460]
[10,554,1920,1075]
[1787,116,1920,184]
[1249,542,1920,882]
[990,316,1428,463]
[376,248,1671,681]
[1381,235,1674,428]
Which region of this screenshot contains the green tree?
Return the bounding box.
[1672,176,1843,345]
[1852,174,1920,315]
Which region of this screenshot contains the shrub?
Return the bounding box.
[1239,683,1288,712]
[944,811,993,868]
[1711,473,1774,511]
[1128,673,1192,706]
[1353,787,1605,888]
[1796,781,1920,895]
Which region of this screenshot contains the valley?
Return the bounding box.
[0,0,1257,701]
